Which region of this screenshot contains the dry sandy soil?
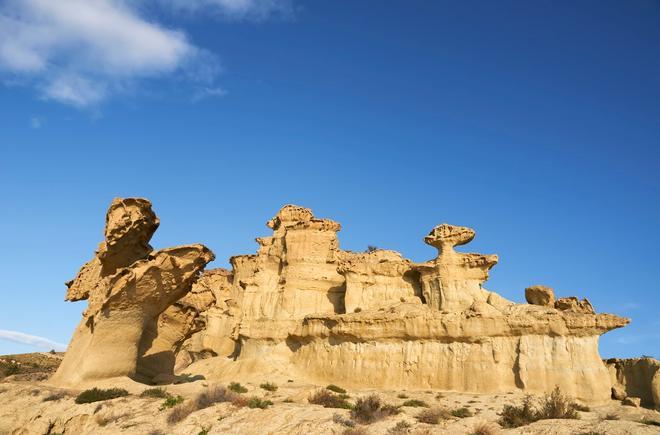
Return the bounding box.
[1,353,659,435]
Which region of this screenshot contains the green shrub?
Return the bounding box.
[75,388,129,404]
[43,391,66,402]
[260,382,278,392]
[228,382,247,393]
[309,389,352,409]
[247,397,273,409]
[160,395,184,410]
[198,427,210,435]
[402,399,428,408]
[140,388,170,399]
[327,384,347,394]
[451,407,473,418]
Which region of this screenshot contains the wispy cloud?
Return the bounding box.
[157,0,292,20]
[0,329,67,351]
[0,0,289,107]
[192,86,228,102]
[30,116,41,129]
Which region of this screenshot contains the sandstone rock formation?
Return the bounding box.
[606,357,660,409]
[50,198,214,387]
[167,204,628,403]
[52,201,631,404]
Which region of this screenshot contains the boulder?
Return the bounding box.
[612,384,627,401]
[525,285,555,307]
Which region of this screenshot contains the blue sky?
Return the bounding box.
[0,1,658,358]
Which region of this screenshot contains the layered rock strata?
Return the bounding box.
[51,198,214,387]
[53,201,630,403]
[179,205,628,403]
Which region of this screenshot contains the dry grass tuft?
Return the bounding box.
[327,384,347,394]
[402,399,428,408]
[388,420,412,434]
[309,389,352,409]
[195,386,236,409]
[350,394,400,424]
[415,407,451,424]
[260,382,278,392]
[499,387,579,428]
[75,388,129,404]
[43,391,67,402]
[140,388,170,399]
[333,413,356,427]
[167,401,196,424]
[228,382,248,393]
[451,406,473,418]
[470,421,500,435]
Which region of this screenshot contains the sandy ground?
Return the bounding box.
[1,353,659,435]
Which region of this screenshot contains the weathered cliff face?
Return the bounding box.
[53,200,630,403]
[605,357,660,409]
[338,250,422,313]
[179,204,629,403]
[51,198,214,387]
[230,205,345,322]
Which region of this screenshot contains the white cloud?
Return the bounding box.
[0,329,67,351]
[0,0,217,107]
[157,0,292,20]
[192,86,228,102]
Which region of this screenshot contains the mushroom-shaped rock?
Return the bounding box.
[525,285,556,307]
[424,223,475,252]
[413,223,499,312]
[50,198,214,387]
